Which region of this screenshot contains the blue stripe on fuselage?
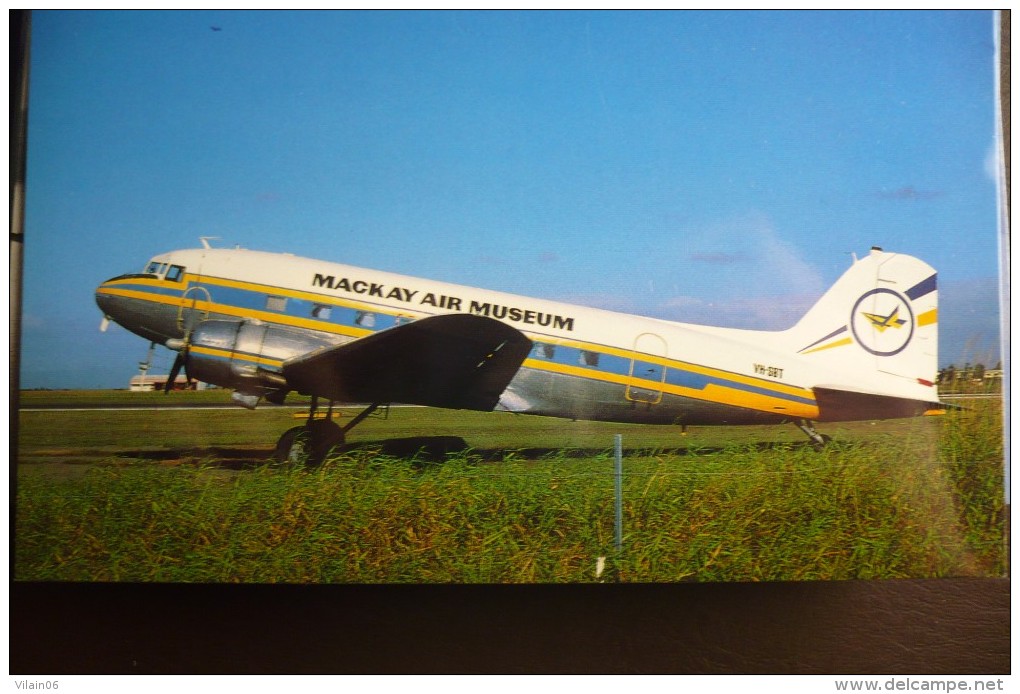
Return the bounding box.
[113,277,815,410]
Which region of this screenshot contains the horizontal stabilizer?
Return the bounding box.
[283,314,532,410]
[813,387,951,422]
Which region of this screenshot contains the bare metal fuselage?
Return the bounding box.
[96,246,941,433]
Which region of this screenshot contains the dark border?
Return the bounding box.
[8,580,1010,674]
[10,11,1010,675]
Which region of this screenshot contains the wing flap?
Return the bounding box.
[282,314,532,410]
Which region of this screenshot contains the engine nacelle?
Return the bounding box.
[179,319,340,395]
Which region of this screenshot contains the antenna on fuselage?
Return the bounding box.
[199,236,221,249]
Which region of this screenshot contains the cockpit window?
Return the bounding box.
[143,261,185,281]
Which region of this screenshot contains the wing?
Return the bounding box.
[282,313,533,410]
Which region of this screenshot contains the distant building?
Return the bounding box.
[129,375,206,392]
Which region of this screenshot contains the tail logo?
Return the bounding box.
[860,306,907,333]
[851,289,914,356]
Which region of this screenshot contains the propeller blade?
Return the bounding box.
[165,353,184,393]
[182,347,192,385]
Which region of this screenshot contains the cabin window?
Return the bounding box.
[580,350,600,367]
[312,304,332,320]
[165,265,184,282]
[265,295,288,312]
[145,261,160,275]
[355,311,376,328]
[535,343,555,359]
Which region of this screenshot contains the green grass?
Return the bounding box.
[937,398,1007,574]
[18,388,257,408]
[14,394,1006,583]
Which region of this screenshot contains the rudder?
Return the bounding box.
[783,248,938,399]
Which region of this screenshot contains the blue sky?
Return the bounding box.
[21,10,1002,388]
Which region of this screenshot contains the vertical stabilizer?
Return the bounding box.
[783,248,938,402]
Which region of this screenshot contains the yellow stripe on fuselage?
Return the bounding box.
[189,345,285,369]
[528,335,812,400]
[524,359,818,419]
[97,284,374,341]
[101,275,816,418]
[190,273,402,316]
[703,384,818,419]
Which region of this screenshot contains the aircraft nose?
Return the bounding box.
[94,272,181,344]
[95,274,133,324]
[95,277,118,316]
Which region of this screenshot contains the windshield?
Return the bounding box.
[142,260,185,281]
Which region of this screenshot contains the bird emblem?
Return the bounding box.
[861,306,907,332]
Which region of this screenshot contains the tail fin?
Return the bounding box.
[783,248,938,405]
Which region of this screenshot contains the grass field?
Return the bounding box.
[14,391,1007,583]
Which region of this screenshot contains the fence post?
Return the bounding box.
[614,434,623,571]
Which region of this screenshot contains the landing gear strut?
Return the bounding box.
[795,419,831,451]
[272,398,382,465]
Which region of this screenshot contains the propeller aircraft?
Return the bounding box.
[96,244,945,463]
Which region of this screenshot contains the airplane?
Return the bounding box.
[95,243,944,464]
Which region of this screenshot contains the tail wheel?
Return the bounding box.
[810,433,832,452]
[794,419,831,451]
[273,420,345,466]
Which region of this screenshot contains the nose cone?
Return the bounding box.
[95,276,124,320]
[96,278,113,313]
[94,273,182,345]
[94,273,152,337]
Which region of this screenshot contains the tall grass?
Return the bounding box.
[937,398,1007,575]
[16,400,1005,583]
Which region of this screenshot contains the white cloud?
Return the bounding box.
[656,293,819,330]
[654,212,827,328]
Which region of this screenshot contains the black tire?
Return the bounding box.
[810,433,833,452]
[274,419,346,466]
[273,425,312,465]
[307,419,345,465]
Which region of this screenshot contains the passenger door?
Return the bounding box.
[626,333,668,404]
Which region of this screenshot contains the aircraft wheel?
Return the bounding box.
[273,426,313,465]
[306,419,345,465]
[273,420,345,466]
[810,434,833,452]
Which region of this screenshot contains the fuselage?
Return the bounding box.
[95,247,866,426]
